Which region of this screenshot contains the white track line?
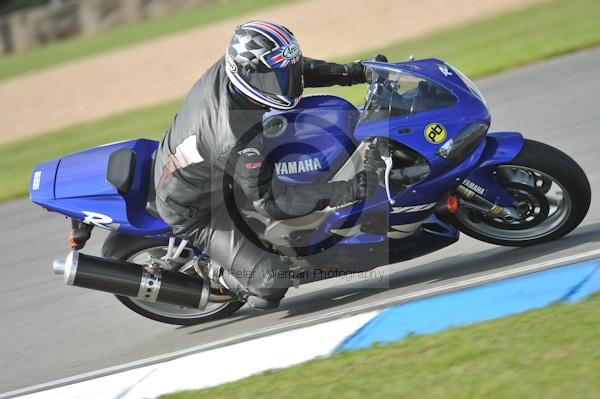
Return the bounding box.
[3,247,600,399]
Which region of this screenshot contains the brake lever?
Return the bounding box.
[380,154,396,205]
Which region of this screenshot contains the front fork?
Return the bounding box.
[451,184,521,222]
[444,132,525,221]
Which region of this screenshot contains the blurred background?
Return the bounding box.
[4,0,597,201]
[0,0,215,55]
[1,0,600,397]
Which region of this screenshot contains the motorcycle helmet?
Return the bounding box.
[225,21,303,110]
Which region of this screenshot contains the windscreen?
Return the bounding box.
[446,62,487,106]
[358,66,457,125]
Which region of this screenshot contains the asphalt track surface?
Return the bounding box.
[1,47,600,395]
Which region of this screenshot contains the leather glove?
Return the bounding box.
[364,54,388,82]
[368,54,388,63]
[349,169,378,200]
[350,141,383,200]
[344,61,368,84]
[345,54,388,84]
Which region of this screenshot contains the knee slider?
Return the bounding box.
[231,248,290,300]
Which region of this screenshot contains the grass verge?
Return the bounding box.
[0,100,180,201]
[4,0,600,201]
[0,0,294,82]
[163,293,600,399]
[308,0,600,104]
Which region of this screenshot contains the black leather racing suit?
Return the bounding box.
[154,56,366,307]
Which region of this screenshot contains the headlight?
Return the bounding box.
[436,123,488,164]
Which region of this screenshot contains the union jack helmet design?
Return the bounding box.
[226,21,303,110]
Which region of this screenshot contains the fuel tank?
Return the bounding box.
[262,95,360,184]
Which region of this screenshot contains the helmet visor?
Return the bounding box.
[247,60,303,101]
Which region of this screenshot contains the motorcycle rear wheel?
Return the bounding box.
[102,233,244,325]
[448,139,591,247]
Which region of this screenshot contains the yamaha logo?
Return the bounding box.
[275,157,322,175]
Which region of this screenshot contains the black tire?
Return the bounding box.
[102,232,244,326]
[447,139,591,247]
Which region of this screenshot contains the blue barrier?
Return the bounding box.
[336,258,600,351]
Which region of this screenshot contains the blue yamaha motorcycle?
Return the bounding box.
[30,59,591,325]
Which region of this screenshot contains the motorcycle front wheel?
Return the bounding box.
[448,139,591,247]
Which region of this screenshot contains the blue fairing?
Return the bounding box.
[31,139,169,235]
[307,132,523,252]
[304,59,523,258]
[29,58,527,272]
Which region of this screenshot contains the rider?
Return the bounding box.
[154,21,378,309]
